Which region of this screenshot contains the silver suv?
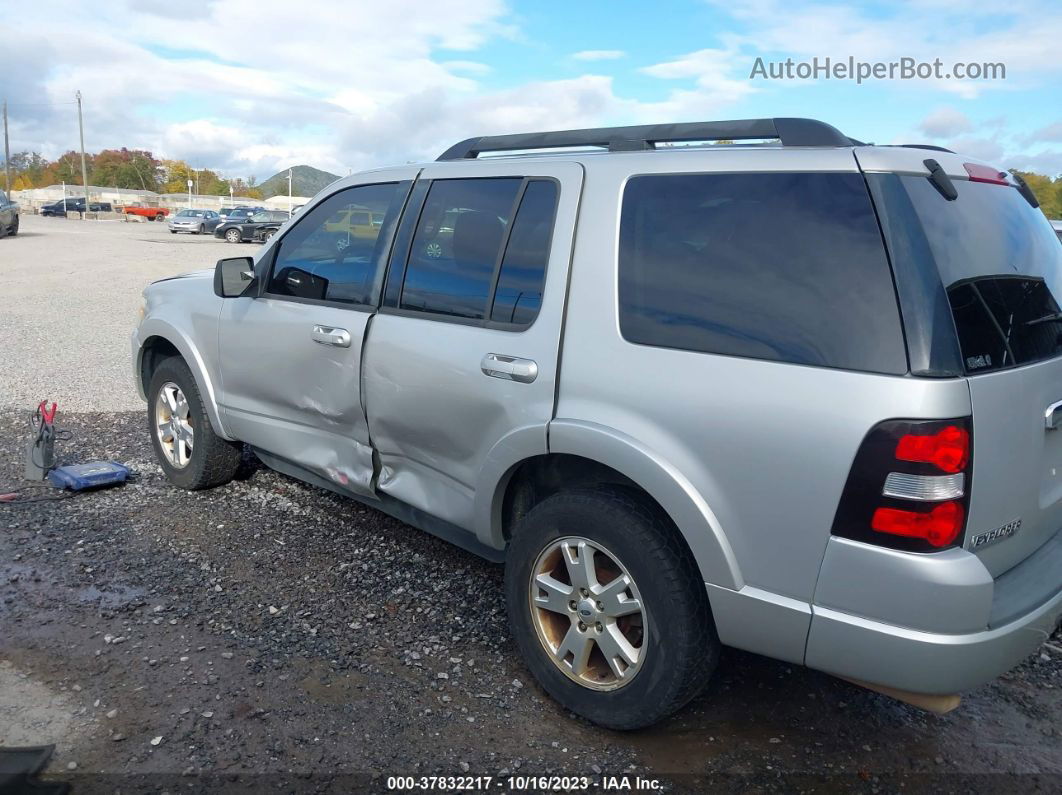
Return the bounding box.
[133,118,1062,729]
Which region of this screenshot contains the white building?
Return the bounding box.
[10,185,309,213]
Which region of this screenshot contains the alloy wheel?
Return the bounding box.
[529,536,646,690]
[155,381,194,469]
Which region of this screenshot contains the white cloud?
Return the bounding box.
[713,0,1062,98]
[1025,122,1062,145]
[572,50,626,61]
[918,107,974,138]
[3,0,1060,181]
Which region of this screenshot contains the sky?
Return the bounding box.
[2,0,1061,181]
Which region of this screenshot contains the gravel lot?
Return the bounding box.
[1,215,1060,792]
[0,214,232,412]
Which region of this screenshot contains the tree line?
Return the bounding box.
[2,149,264,199]
[3,149,1061,217]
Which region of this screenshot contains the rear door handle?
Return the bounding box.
[481,353,538,384]
[1046,399,1062,430]
[311,325,351,348]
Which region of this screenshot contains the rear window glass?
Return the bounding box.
[900,176,1062,374]
[401,178,522,320]
[490,180,557,325]
[618,173,907,374]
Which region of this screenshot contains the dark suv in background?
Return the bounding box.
[41,198,112,216]
[0,189,18,237]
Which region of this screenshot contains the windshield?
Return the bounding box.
[900,176,1062,374]
[176,210,204,217]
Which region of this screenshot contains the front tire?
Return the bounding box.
[225,228,241,243]
[198,224,205,235]
[504,487,719,730]
[8,216,18,236]
[147,357,241,490]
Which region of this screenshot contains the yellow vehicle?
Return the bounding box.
[324,206,384,238]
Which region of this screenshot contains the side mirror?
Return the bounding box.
[214,256,256,298]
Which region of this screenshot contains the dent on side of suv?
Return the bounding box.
[132,118,1062,729]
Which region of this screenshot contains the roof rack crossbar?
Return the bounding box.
[437,117,851,160]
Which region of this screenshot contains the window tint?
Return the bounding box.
[618,173,907,374]
[401,178,522,319]
[897,176,1062,374]
[267,182,403,306]
[490,180,557,325]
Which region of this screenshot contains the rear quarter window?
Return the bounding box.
[618,172,908,374]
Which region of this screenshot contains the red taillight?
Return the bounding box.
[831,418,972,553]
[871,501,965,548]
[964,162,1009,186]
[895,425,969,474]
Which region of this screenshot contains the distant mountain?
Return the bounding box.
[256,165,340,199]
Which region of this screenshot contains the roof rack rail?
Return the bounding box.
[437,117,852,160]
[896,144,955,154]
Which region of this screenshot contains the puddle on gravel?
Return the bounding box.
[296,660,369,705]
[74,583,146,608]
[1,562,145,609]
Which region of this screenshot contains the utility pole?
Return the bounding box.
[2,101,10,193]
[76,91,90,220]
[288,168,292,213]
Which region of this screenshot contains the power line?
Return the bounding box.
[2,101,79,107]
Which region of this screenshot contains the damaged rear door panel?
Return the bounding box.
[362,161,583,539]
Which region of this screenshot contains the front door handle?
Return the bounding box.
[311,325,351,348]
[481,353,538,384]
[1046,399,1062,430]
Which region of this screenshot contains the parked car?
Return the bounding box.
[168,209,221,235]
[0,189,18,237]
[214,210,290,243]
[1051,219,1062,244]
[132,117,1062,730]
[218,206,264,225]
[121,203,168,221]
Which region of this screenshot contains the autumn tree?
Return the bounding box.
[52,151,92,185]
[90,148,161,191]
[1011,171,1062,220]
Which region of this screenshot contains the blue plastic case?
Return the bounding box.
[47,462,131,491]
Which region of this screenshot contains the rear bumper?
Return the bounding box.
[805,586,1062,694]
[805,532,1062,694]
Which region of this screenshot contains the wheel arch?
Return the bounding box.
[479,420,742,590]
[136,322,231,440]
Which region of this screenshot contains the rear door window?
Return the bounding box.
[489,180,557,325]
[618,172,908,374]
[400,178,522,320]
[896,175,1062,374]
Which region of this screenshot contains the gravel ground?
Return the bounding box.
[1,216,1060,792]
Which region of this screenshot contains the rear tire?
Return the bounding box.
[155,214,165,222]
[198,224,205,235]
[147,357,241,490]
[8,216,17,236]
[504,486,719,730]
[225,228,241,243]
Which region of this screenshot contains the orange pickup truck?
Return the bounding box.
[120,203,169,221]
